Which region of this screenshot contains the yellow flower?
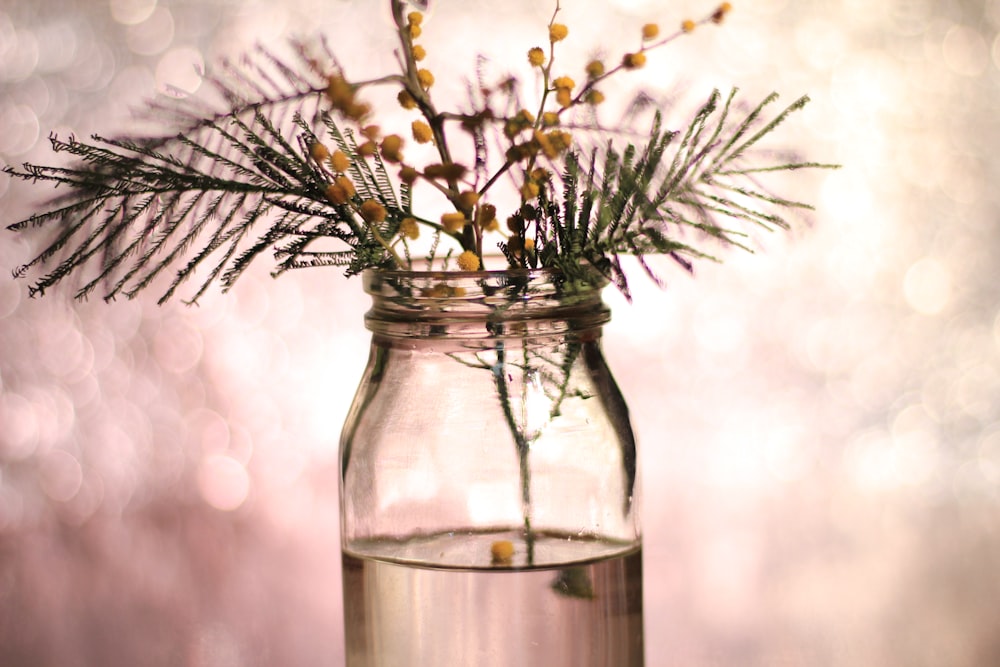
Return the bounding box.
[457,250,480,271]
[477,203,498,230]
[309,142,330,162]
[586,89,605,105]
[361,125,381,140]
[681,19,697,33]
[528,47,545,67]
[357,140,377,157]
[408,11,423,26]
[523,237,535,251]
[490,539,514,564]
[423,163,467,180]
[542,111,560,126]
[503,109,535,139]
[411,120,433,144]
[458,190,480,211]
[346,102,371,122]
[549,23,568,42]
[553,76,575,91]
[330,150,350,173]
[441,212,467,233]
[399,165,419,184]
[622,52,647,69]
[380,134,404,163]
[325,74,354,109]
[521,181,540,200]
[713,3,733,24]
[399,217,419,240]
[359,200,387,223]
[324,175,355,205]
[556,88,572,108]
[409,23,422,39]
[586,60,605,79]
[397,89,417,110]
[642,23,660,40]
[412,44,427,61]
[417,68,435,89]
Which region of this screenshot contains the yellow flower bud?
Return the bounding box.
[549,23,568,42]
[521,181,540,200]
[380,134,404,163]
[397,89,418,110]
[325,175,355,205]
[586,60,605,79]
[325,74,354,109]
[622,52,647,69]
[361,125,381,140]
[458,190,480,211]
[477,203,497,229]
[412,44,427,61]
[542,111,560,127]
[586,89,605,105]
[399,165,419,185]
[681,19,697,33]
[408,11,423,26]
[642,23,660,40]
[359,200,387,223]
[417,68,435,89]
[411,120,433,144]
[528,47,545,67]
[409,23,422,39]
[335,175,355,198]
[556,88,572,108]
[457,250,480,272]
[424,163,467,180]
[441,212,467,233]
[713,3,732,24]
[399,217,419,240]
[346,101,371,121]
[330,150,350,173]
[523,237,535,252]
[553,76,575,91]
[309,142,330,162]
[357,140,377,157]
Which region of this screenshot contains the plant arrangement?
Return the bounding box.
[5,0,833,304]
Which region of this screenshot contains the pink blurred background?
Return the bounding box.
[2,0,1000,664]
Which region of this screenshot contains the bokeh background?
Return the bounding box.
[2,0,1000,664]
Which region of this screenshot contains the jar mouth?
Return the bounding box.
[361,268,611,340]
[362,267,607,296]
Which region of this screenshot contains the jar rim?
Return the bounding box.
[361,267,611,339]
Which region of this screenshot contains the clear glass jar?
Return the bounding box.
[340,269,643,667]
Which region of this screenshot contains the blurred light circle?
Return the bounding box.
[978,429,1000,484]
[0,393,39,460]
[35,21,79,72]
[127,6,174,56]
[0,27,40,83]
[111,0,158,26]
[941,25,989,77]
[39,449,84,503]
[0,103,40,155]
[903,258,951,315]
[197,454,251,511]
[153,317,204,374]
[155,46,204,97]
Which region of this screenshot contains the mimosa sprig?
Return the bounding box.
[5,1,835,303]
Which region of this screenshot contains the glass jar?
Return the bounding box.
[340,269,643,666]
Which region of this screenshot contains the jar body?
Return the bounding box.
[340,270,643,667]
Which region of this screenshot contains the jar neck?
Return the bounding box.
[362,269,610,341]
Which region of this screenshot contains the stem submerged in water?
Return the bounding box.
[491,341,536,566]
